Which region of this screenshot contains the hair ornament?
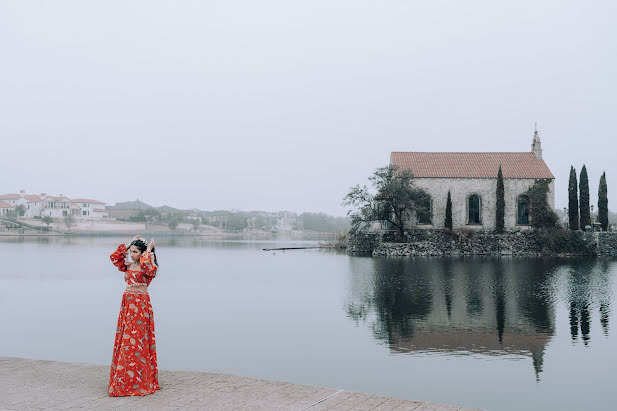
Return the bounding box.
[134,237,149,246]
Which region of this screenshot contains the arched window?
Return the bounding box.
[468,194,481,224]
[517,195,530,225]
[417,196,432,225]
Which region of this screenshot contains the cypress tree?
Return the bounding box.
[445,190,453,230]
[568,166,579,230]
[598,172,608,231]
[495,165,505,232]
[579,165,591,229]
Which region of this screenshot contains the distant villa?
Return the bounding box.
[0,190,108,219]
[390,130,554,231]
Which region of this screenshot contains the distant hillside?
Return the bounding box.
[105,200,350,232]
[107,200,153,210]
[107,201,183,215]
[156,205,181,213]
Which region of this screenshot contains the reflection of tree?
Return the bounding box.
[464,263,483,316]
[345,298,371,324]
[491,260,506,344]
[570,301,579,341]
[567,260,596,345]
[441,259,454,319]
[580,306,591,344]
[598,261,612,337]
[345,257,375,325]
[600,304,610,336]
[370,258,433,344]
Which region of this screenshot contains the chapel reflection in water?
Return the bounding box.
[345,257,613,381]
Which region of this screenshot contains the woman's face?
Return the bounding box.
[129,245,143,262]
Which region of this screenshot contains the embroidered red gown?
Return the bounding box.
[108,244,160,397]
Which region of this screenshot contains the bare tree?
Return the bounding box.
[192,219,201,232]
[343,165,429,240]
[64,213,74,231]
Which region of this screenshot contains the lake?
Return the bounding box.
[0,236,615,410]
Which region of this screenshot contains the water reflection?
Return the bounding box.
[345,257,614,381]
[567,260,612,343]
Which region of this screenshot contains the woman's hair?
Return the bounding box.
[129,238,159,267]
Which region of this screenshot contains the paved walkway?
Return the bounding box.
[0,357,482,410]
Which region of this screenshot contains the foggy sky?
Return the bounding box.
[1,1,615,216]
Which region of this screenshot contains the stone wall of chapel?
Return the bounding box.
[412,178,555,230]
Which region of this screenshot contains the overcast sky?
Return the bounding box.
[1,1,615,216]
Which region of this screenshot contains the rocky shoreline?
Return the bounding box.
[348,230,617,257]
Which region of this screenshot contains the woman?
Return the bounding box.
[108,235,160,396]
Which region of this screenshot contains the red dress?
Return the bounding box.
[108,244,160,397]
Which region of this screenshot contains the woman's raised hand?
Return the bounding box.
[126,235,142,248]
[147,238,155,252]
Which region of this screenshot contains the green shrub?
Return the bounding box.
[526,179,559,228]
[536,228,595,255]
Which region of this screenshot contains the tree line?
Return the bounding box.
[568,165,609,231]
[123,208,350,233]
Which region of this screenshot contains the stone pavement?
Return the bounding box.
[0,357,482,410]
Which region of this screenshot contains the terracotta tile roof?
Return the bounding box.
[24,195,43,202]
[0,200,16,208]
[71,198,105,204]
[390,152,555,179]
[0,194,21,200]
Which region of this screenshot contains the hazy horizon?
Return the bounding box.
[2,1,615,217]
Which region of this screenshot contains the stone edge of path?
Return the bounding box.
[0,357,484,411]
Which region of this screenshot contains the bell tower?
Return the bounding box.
[531,123,543,160]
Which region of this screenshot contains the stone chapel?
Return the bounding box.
[391,131,554,230]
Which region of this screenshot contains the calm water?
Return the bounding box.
[0,237,615,411]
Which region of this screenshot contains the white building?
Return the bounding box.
[0,190,108,219]
[390,131,554,231]
[0,194,21,206]
[71,198,109,218]
[0,200,15,216]
[23,194,45,217]
[40,194,72,218]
